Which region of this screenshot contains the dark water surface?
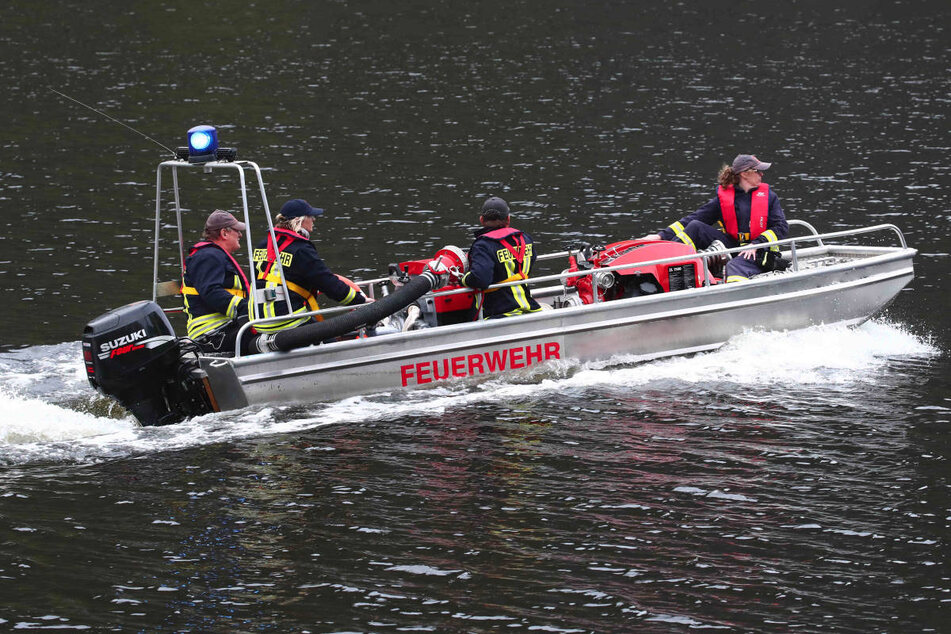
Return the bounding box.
[1,1,949,631]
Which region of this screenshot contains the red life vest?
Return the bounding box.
[483,227,527,268]
[717,183,769,242]
[256,228,302,278]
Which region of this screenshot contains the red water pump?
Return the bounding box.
[393,246,476,325]
[566,239,706,304]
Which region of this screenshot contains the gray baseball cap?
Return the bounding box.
[204,209,246,232]
[732,154,772,172]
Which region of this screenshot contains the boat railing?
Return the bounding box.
[233,223,908,347]
[152,159,305,320]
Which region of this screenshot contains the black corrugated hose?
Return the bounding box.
[262,271,441,353]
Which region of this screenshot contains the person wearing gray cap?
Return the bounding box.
[459,196,542,318]
[252,198,368,333]
[641,154,789,282]
[182,209,257,354]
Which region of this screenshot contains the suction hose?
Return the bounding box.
[259,271,442,353]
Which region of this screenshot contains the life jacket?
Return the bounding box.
[469,227,540,318]
[252,228,322,332]
[717,183,769,243]
[181,242,250,339]
[483,227,532,286]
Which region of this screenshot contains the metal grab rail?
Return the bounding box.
[234,222,908,342]
[405,223,908,299]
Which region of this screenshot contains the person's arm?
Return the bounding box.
[460,240,495,290]
[300,248,366,305]
[656,196,721,241]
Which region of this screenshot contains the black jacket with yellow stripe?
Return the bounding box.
[461,226,541,318]
[182,242,250,339]
[253,229,366,332]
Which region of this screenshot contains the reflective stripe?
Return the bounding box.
[725,275,749,283]
[482,271,527,293]
[667,221,696,250]
[225,294,243,319]
[181,285,247,299]
[185,312,231,339]
[262,273,320,312]
[759,229,779,251]
[337,285,358,306]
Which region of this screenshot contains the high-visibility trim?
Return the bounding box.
[225,294,243,319]
[667,221,696,250]
[185,312,231,339]
[337,285,358,306]
[725,275,749,283]
[759,229,779,251]
[482,271,527,294]
[262,273,320,312]
[181,285,247,299]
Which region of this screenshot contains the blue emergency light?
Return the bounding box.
[175,125,236,163]
[187,125,218,162]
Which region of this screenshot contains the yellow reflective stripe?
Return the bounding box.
[180,285,246,299]
[253,315,311,332]
[668,221,696,250]
[225,295,244,319]
[337,286,358,306]
[725,275,749,283]
[255,274,316,332]
[759,229,779,251]
[263,273,320,311]
[186,312,230,339]
[500,259,533,312]
[497,306,543,318]
[482,271,527,294]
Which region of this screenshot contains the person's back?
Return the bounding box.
[253,198,367,332]
[461,197,541,319]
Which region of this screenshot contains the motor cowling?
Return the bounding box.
[82,300,214,426]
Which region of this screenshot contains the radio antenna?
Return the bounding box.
[50,88,177,157]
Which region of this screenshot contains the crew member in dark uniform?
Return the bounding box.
[253,198,368,332]
[460,196,542,318]
[182,210,256,354]
[641,154,788,282]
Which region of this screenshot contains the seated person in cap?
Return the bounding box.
[252,198,369,332]
[182,210,257,355]
[641,154,789,282]
[460,196,542,318]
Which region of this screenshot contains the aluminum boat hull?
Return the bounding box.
[200,244,915,412]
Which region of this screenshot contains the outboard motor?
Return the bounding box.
[82,300,215,426]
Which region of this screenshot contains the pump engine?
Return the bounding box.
[566,239,706,304]
[391,246,474,327]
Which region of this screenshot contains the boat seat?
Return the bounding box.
[155,280,182,297]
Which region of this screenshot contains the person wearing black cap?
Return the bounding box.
[182,209,257,354]
[460,196,542,318]
[641,154,789,282]
[252,198,368,333]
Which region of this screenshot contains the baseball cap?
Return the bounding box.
[481,196,510,220]
[732,154,772,172]
[204,209,246,232]
[280,199,325,218]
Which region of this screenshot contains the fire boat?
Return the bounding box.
[81,127,917,426]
